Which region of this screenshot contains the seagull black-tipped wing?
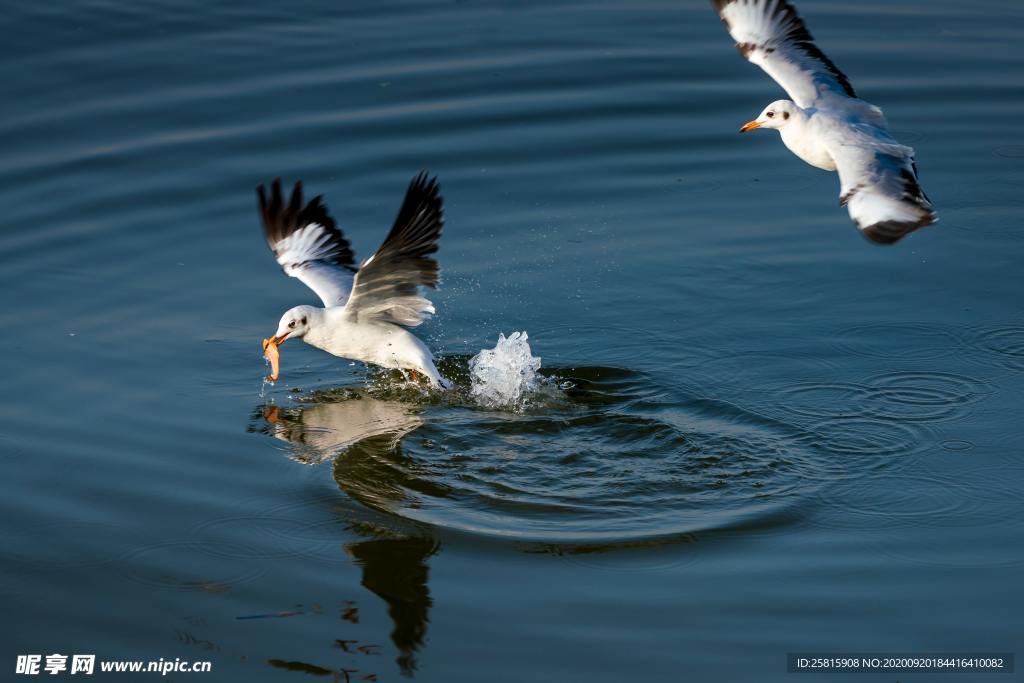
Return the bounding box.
[822,129,936,244]
[343,172,443,327]
[713,0,857,109]
[257,178,357,307]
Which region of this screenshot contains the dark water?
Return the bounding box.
[2,0,1023,680]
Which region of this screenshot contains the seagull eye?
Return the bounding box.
[766,111,775,118]
[288,320,296,329]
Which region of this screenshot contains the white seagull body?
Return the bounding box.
[714,0,937,244]
[257,172,450,388]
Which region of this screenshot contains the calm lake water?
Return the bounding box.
[2,0,1023,680]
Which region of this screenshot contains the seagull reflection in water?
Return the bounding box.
[252,390,438,676]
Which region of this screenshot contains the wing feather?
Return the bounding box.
[343,172,443,326]
[257,179,357,307]
[822,130,937,244]
[714,0,857,109]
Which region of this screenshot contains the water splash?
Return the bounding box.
[469,332,544,410]
[259,377,275,400]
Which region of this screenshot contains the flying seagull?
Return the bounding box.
[257,172,450,388]
[713,0,937,244]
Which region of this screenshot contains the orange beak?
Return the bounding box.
[739,120,762,133]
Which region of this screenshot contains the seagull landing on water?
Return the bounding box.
[713,0,937,244]
[257,172,451,388]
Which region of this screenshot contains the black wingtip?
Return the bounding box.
[256,177,356,267]
[393,170,443,248]
[367,170,445,289]
[850,159,937,245]
[407,169,441,203]
[860,213,937,245]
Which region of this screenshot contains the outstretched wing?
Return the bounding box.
[822,129,937,244]
[713,0,857,109]
[343,172,443,326]
[257,178,357,307]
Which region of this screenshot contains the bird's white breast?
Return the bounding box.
[304,312,435,373]
[780,116,837,171]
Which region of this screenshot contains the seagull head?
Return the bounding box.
[740,100,799,133]
[270,305,317,345]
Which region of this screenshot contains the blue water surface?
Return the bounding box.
[1,0,1022,680]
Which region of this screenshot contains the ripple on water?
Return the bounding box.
[860,370,994,423]
[526,533,703,573]
[257,369,827,549]
[766,367,995,479]
[188,516,339,561]
[684,351,843,397]
[833,322,964,361]
[816,467,1024,568]
[253,491,418,544]
[774,382,873,419]
[804,416,929,476]
[119,541,265,592]
[972,325,1024,371]
[816,471,1014,529]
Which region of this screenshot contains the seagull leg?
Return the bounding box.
[409,369,420,382]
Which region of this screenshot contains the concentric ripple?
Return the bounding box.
[119,541,265,592]
[973,326,1024,371]
[815,467,1024,568]
[772,371,994,464]
[774,382,873,419]
[807,416,927,465]
[860,371,994,423]
[259,368,826,547]
[834,322,964,361]
[814,471,1017,530]
[188,516,337,560]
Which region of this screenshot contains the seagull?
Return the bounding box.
[713,0,937,244]
[257,171,451,388]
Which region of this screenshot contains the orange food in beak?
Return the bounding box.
[262,337,281,382]
[739,120,762,133]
